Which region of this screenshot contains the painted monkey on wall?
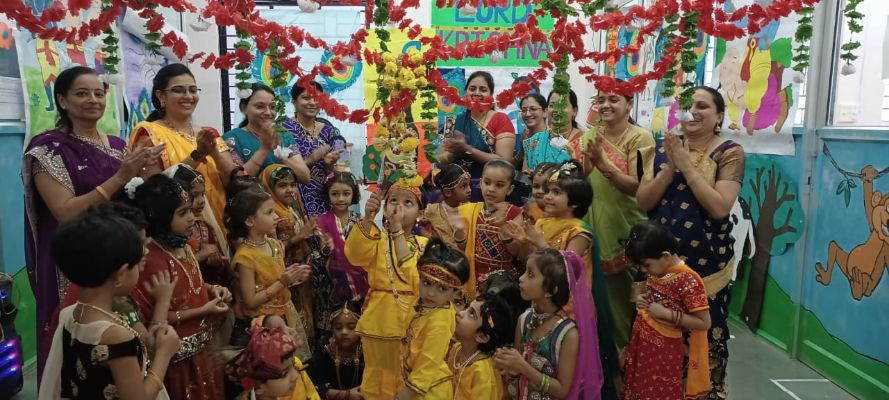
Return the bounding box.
[816,166,889,300]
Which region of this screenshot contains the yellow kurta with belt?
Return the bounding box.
[449,343,503,400]
[402,304,456,398]
[345,222,426,399]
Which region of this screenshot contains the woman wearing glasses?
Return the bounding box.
[129,63,237,230]
[222,83,310,180]
[521,89,584,173]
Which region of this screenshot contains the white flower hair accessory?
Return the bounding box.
[124,177,145,200]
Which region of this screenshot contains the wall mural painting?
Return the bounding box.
[738,155,804,331]
[711,0,801,155]
[815,145,889,301]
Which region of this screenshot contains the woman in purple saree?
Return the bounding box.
[21,66,157,378]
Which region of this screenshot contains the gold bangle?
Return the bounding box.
[95,185,110,201]
[146,369,164,388]
[175,311,182,324]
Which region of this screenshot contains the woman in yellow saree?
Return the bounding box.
[129,64,237,230]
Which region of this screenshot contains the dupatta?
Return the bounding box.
[561,250,603,399]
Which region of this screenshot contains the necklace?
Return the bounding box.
[243,236,268,248]
[600,124,630,147]
[451,347,484,399]
[384,236,416,311]
[335,213,355,239]
[161,119,195,141]
[688,136,717,169]
[330,342,362,390]
[528,308,558,330]
[482,204,500,223]
[76,302,148,374]
[296,118,318,138]
[71,130,106,149]
[153,240,202,295]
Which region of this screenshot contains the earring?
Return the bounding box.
[714,124,722,134]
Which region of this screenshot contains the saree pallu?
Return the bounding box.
[622,264,710,400]
[282,119,339,216]
[581,126,654,351]
[129,121,230,231]
[23,129,126,377]
[443,112,516,202]
[523,130,579,172]
[131,242,224,400]
[535,217,621,400]
[642,139,745,399]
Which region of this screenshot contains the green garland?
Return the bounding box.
[792,6,814,73]
[550,54,571,135]
[266,38,290,132]
[143,3,161,55]
[99,0,120,75]
[839,0,864,64]
[234,29,253,93]
[659,12,681,100]
[678,11,700,111]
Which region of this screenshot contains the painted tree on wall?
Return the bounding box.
[740,155,805,331]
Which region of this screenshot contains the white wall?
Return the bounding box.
[181,0,225,132]
[831,0,889,126]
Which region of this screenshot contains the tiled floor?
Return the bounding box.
[12,320,858,399]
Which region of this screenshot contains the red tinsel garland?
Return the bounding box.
[0,0,819,121]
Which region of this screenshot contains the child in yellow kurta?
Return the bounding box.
[449,272,522,399]
[345,182,428,399]
[397,239,470,399]
[228,189,312,361]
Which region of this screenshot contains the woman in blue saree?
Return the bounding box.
[636,87,745,399]
[438,71,516,202]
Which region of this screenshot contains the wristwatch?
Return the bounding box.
[190,149,206,162]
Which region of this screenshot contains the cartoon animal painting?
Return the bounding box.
[815,165,889,300]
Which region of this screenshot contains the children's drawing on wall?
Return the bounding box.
[121,31,167,136]
[739,155,804,330]
[815,145,889,301]
[710,0,801,156]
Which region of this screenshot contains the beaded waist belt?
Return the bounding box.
[171,328,213,363]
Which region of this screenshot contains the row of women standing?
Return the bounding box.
[436,71,744,399]
[23,63,345,387]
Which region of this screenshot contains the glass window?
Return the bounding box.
[831,0,889,126]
